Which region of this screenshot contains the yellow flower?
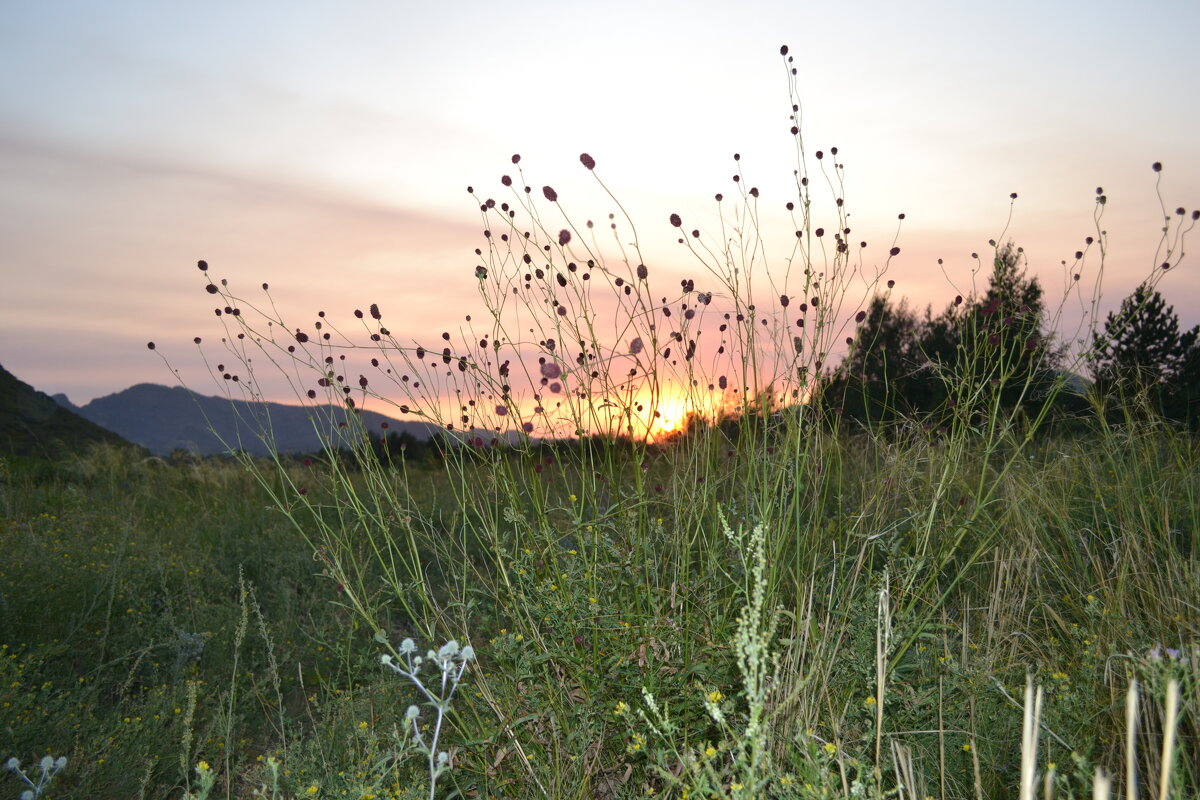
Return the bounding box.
[864,696,877,707]
[306,784,319,794]
[780,776,794,786]
[707,690,723,703]
[569,494,578,503]
[197,761,211,772]
[705,745,717,758]
[731,782,744,791]
[357,721,368,729]
[614,701,628,715]
[824,742,837,755]
[962,743,971,752]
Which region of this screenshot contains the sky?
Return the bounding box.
[2,0,1198,411]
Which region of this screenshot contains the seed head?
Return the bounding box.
[580,153,596,170]
[543,185,558,202]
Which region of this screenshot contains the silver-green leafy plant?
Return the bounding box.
[380,637,474,800]
[5,756,67,800]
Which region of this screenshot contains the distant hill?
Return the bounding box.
[0,364,133,458]
[61,383,439,457]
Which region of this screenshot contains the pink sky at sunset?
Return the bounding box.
[2,1,1197,409]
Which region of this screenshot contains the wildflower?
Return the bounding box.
[614,701,628,715]
[707,690,723,703]
[705,745,717,758]
[580,153,596,170]
[824,742,837,755]
[543,186,558,202]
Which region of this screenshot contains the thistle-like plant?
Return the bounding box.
[5,756,67,800]
[380,637,475,800]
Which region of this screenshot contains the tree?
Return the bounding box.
[830,242,1060,427]
[833,295,925,422]
[1089,284,1200,426]
[952,242,1058,415]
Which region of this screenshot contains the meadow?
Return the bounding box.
[3,45,1198,800]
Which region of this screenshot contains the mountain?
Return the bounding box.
[0,364,134,458]
[66,383,440,456]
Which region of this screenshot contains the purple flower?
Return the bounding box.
[559,229,571,246]
[543,185,558,202]
[629,337,644,355]
[540,361,562,380]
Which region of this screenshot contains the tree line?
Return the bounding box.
[823,243,1200,430]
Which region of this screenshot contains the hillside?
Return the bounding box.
[64,383,439,456]
[0,364,133,458]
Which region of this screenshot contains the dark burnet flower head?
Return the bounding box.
[559,229,571,246]
[543,185,558,202]
[540,361,562,380]
[629,337,644,355]
[580,153,596,170]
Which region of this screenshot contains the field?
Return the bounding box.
[4,44,1199,800]
[1,415,1197,799]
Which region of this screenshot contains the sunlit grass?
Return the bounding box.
[5,43,1200,800]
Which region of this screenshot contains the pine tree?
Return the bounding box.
[1090,284,1200,425]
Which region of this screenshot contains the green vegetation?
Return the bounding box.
[4,45,1198,799]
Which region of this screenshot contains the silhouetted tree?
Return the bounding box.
[833,296,924,422]
[952,242,1058,414]
[1089,284,1200,426]
[829,242,1061,427]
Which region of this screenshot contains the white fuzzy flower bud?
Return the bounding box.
[54,757,67,770]
[437,751,449,766]
[438,640,459,660]
[5,758,18,771]
[460,645,475,661]
[380,654,392,665]
[40,756,54,773]
[399,638,415,654]
[406,704,420,720]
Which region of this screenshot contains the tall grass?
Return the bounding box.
[4,44,1198,798]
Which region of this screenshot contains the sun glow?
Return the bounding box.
[641,392,696,442]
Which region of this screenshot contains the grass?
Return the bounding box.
[4,44,1199,799]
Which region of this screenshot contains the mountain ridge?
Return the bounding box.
[57,382,440,457]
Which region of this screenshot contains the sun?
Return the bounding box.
[645,395,693,441]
